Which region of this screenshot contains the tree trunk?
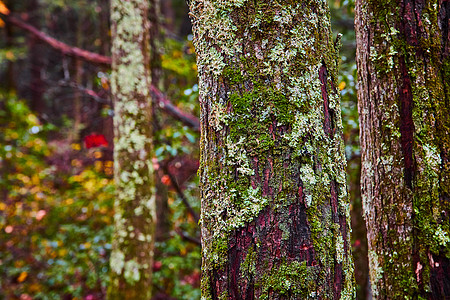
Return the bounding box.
[108,1,155,299]
[355,0,450,298]
[189,0,355,298]
[28,0,45,114]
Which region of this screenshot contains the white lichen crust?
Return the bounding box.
[108,1,155,299]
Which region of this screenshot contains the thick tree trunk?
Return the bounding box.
[355,0,450,298]
[108,1,155,299]
[189,0,355,298]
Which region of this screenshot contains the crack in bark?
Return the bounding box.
[398,57,415,189]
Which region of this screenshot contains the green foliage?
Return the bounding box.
[153,235,201,299]
[0,93,115,299]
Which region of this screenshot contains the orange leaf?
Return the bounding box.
[0,1,10,15]
[161,175,171,186]
[17,271,28,283]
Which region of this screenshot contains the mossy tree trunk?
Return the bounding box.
[189,0,355,298]
[108,0,155,299]
[355,0,450,298]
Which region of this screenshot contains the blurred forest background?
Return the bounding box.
[0,0,364,299]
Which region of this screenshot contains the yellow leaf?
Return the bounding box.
[338,81,346,91]
[72,175,82,182]
[94,151,102,159]
[71,159,82,167]
[29,283,42,292]
[5,50,14,60]
[94,160,103,171]
[0,202,6,211]
[0,1,10,15]
[173,50,182,58]
[71,143,81,151]
[17,271,28,283]
[84,179,95,192]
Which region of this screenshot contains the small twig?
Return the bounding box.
[175,229,201,246]
[162,164,199,224]
[150,85,200,132]
[57,80,109,103]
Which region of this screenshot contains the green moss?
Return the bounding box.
[256,260,318,298]
[241,246,256,276]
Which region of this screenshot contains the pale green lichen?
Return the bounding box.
[124,259,141,284]
[110,250,125,275]
[108,0,155,298]
[335,234,344,263]
[434,227,449,247]
[368,250,384,298]
[226,136,254,176]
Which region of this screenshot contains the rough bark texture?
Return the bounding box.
[108,1,155,299]
[190,0,355,298]
[355,0,450,298]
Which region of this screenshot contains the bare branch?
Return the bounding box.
[175,229,201,246]
[162,164,200,224]
[5,14,201,132]
[150,86,200,132]
[5,15,112,65]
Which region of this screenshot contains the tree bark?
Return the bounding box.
[189,0,355,298]
[355,0,450,298]
[108,1,155,299]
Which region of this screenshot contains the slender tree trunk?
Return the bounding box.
[148,0,171,243]
[189,0,355,298]
[28,0,45,114]
[355,0,450,298]
[108,1,155,299]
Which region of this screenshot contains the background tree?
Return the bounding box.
[0,0,364,298]
[189,0,355,298]
[355,0,450,298]
[108,0,155,298]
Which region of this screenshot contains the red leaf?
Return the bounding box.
[84,134,108,149]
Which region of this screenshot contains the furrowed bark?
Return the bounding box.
[355,0,450,298]
[190,0,355,298]
[108,1,155,299]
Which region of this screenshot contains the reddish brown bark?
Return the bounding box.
[190,0,354,298]
[356,0,450,298]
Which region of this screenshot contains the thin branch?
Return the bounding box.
[5,15,112,65]
[4,14,201,132]
[162,164,200,224]
[150,85,200,132]
[175,229,201,246]
[57,80,110,103]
